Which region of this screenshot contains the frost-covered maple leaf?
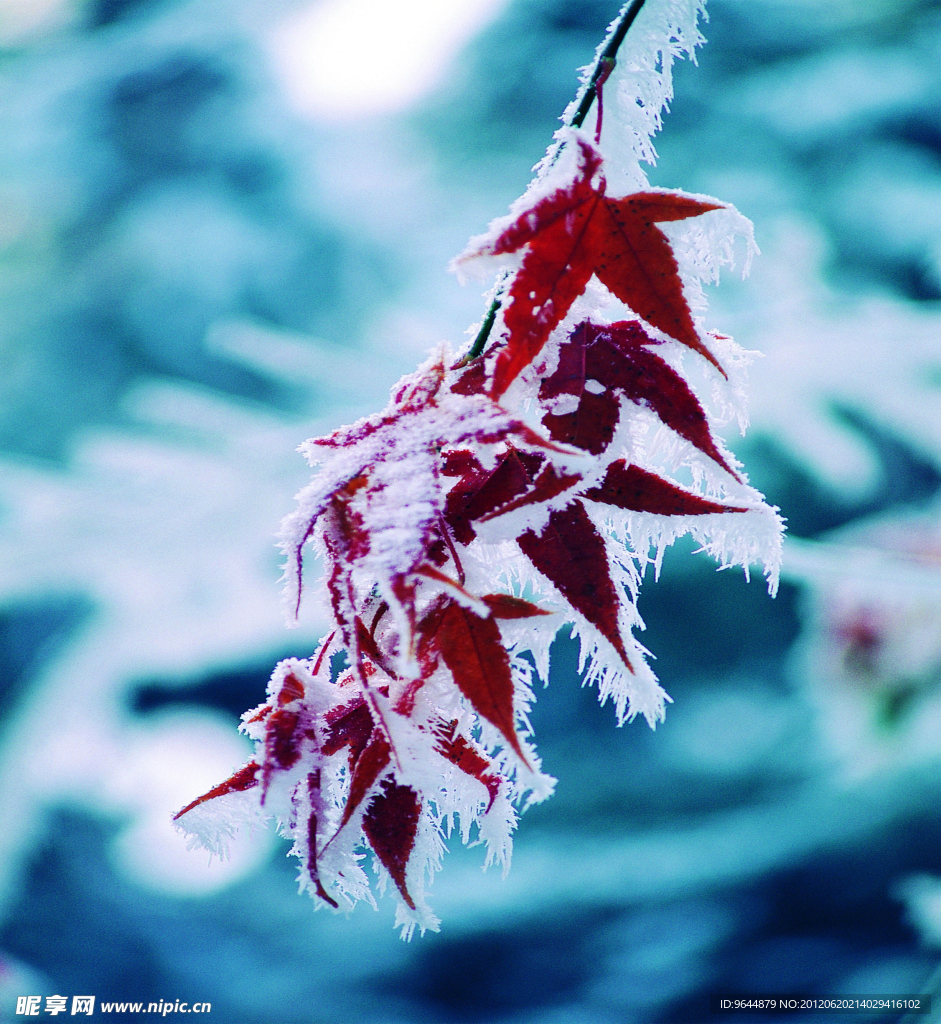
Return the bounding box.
[539,319,739,474]
[454,135,727,396]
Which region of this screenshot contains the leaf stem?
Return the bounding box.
[569,0,647,130]
[466,295,501,362]
[464,0,648,364]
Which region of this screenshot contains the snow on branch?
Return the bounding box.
[175,0,782,938]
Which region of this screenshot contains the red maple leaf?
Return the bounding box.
[539,320,739,477]
[518,501,633,670]
[435,720,502,810]
[173,761,260,820]
[457,135,725,397]
[430,597,530,764]
[584,459,748,517]
[362,779,422,910]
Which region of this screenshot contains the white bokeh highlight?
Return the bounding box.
[268,0,508,119]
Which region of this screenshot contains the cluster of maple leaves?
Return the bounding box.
[175,129,779,936]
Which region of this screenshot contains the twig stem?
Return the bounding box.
[464,0,648,363]
[569,0,647,130]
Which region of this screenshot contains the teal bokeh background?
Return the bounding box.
[2,1,941,1021]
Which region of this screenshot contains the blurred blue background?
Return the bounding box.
[3,0,941,1021]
